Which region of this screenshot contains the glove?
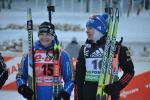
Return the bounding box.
[54,91,70,100]
[18,84,33,99]
[0,70,8,89]
[104,83,120,95]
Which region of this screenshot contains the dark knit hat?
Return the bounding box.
[38,21,55,36]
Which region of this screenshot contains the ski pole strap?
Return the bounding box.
[53,46,62,96]
[46,50,54,59]
[52,76,62,96]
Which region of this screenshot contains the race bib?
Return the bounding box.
[85,58,102,82]
[34,50,55,86]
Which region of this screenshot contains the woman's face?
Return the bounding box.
[38,32,54,47]
[86,27,95,40]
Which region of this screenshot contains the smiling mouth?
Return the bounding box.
[42,40,48,42]
[41,39,50,42]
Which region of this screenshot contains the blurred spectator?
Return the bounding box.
[128,47,134,56]
[0,38,22,52]
[140,46,149,57]
[65,37,81,58]
[0,0,12,10]
[65,37,81,73]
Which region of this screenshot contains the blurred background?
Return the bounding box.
[0,0,150,100]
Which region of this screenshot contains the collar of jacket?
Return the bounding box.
[34,40,55,50]
[85,35,107,46]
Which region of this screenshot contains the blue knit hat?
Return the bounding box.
[86,14,108,35]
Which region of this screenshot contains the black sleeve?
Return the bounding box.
[75,45,86,100]
[0,54,8,89]
[116,45,135,90]
[0,70,8,89]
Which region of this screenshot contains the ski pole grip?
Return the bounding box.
[47,4,55,12]
[47,2,55,24]
[121,37,123,43]
[119,37,123,44]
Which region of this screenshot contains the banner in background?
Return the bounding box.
[2,56,21,90]
[120,71,150,100]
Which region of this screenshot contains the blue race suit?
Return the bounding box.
[16,40,74,100]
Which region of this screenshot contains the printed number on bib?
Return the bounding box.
[42,63,53,76]
[85,58,102,82]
